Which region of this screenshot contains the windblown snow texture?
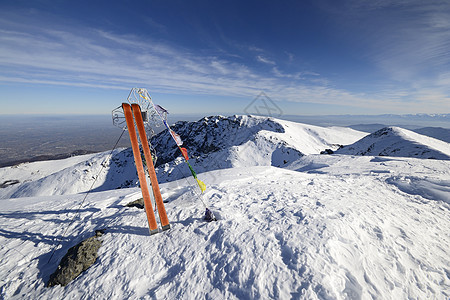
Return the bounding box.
[0,115,449,299]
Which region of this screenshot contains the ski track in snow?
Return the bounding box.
[1,157,449,299]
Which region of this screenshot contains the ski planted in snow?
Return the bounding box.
[131,103,170,231]
[115,88,215,223]
[122,103,169,234]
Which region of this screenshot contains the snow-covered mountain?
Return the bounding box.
[1,115,449,299]
[336,126,450,160]
[0,115,367,199]
[152,115,367,165]
[151,115,367,181]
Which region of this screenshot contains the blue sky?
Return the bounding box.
[0,0,449,116]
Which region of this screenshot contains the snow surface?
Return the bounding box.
[1,116,449,299]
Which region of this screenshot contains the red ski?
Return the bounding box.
[122,103,159,235]
[131,103,170,231]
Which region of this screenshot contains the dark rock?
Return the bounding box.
[126,198,145,209]
[95,229,106,237]
[47,234,103,287]
[0,180,20,188]
[320,149,334,155]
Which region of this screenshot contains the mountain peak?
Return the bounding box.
[336,126,450,159]
[151,115,287,166]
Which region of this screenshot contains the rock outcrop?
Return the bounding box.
[47,230,105,287]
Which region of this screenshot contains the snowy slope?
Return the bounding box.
[0,149,139,199]
[0,156,449,299]
[336,126,450,160]
[0,115,367,199]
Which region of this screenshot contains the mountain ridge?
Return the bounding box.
[336,126,450,160]
[1,115,366,199]
[2,116,449,200]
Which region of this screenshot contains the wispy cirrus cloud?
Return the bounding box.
[322,1,450,87]
[272,67,320,80]
[310,0,450,113]
[0,25,335,100]
[256,55,276,65]
[0,11,448,114]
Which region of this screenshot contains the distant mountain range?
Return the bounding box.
[282,113,450,129]
[1,115,449,200]
[1,113,448,168]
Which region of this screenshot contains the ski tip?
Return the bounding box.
[161,224,171,231]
